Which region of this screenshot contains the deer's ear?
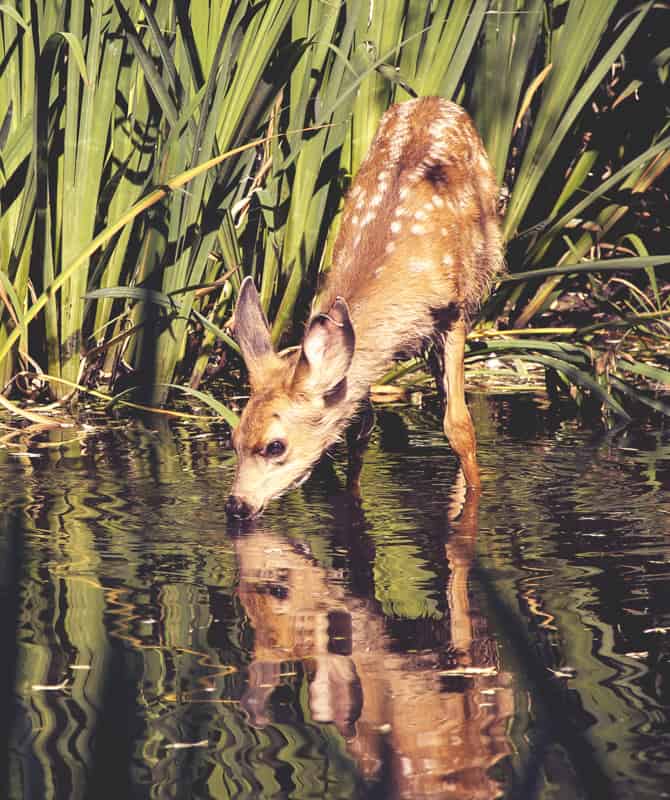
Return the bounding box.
[292,298,355,398]
[231,277,276,389]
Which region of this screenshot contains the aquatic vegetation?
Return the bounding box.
[0,1,668,417]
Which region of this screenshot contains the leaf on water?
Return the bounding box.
[32,678,69,691]
[0,394,73,428]
[438,666,498,677]
[548,667,577,678]
[165,740,209,750]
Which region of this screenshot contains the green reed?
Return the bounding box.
[0,1,668,417]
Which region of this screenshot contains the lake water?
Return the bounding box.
[1,394,669,799]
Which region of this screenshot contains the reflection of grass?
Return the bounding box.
[3,408,464,792]
[3,399,670,796]
[373,542,443,620]
[474,398,670,795]
[3,422,237,796]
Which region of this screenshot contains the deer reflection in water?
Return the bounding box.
[234,475,513,799]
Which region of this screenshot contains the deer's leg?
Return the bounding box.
[346,398,375,500]
[440,316,480,488]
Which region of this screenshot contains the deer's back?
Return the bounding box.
[317,98,503,362]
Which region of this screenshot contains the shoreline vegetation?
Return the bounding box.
[1,1,669,435]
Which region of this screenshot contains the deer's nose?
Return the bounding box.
[225,495,255,519]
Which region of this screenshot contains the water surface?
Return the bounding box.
[1,395,669,799]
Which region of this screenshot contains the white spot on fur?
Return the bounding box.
[355,197,365,210]
[409,258,431,274]
[361,212,375,227]
[351,214,359,226]
[390,221,401,234]
[385,241,396,254]
[370,194,383,207]
[414,209,427,221]
[441,227,448,237]
[399,186,409,200]
[429,120,447,139]
[442,253,454,268]
[388,103,413,161]
[377,170,389,181]
[432,194,445,208]
[394,206,408,218]
[374,266,384,278]
[410,223,425,235]
[430,113,460,141]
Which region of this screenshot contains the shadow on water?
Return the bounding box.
[1,395,670,798]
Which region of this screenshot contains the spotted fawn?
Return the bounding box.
[226,97,504,519]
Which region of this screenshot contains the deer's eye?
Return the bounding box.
[265,440,286,458]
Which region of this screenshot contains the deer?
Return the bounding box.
[225,96,504,520]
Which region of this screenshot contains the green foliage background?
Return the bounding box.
[0,0,668,414]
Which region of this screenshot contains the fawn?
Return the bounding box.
[226,97,503,519]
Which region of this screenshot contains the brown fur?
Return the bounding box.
[320,97,503,327]
[227,97,504,517]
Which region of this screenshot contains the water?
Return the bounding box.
[1,395,669,799]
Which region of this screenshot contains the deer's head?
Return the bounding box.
[225,277,355,519]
